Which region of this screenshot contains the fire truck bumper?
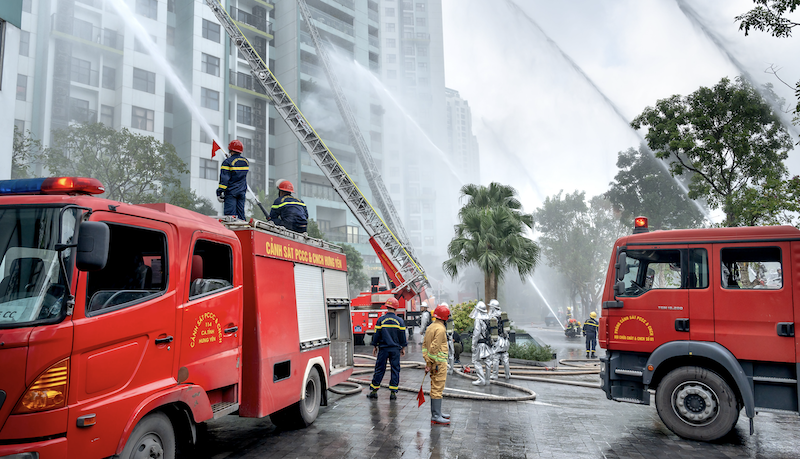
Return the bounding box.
[0,436,67,459]
[600,351,650,405]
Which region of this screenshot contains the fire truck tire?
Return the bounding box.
[118,412,176,459]
[271,371,322,429]
[655,366,739,441]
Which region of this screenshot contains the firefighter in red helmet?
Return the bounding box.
[216,140,249,220]
[268,179,309,233]
[424,304,451,425]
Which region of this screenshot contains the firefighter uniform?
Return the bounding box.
[369,310,407,396]
[269,195,309,233]
[423,319,448,399]
[583,315,599,358]
[217,153,249,221]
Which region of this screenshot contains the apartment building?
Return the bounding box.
[445,87,479,185]
[1,0,23,180]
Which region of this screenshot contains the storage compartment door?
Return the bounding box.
[294,264,329,349]
[323,269,349,303]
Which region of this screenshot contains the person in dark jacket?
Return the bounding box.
[367,297,407,400]
[217,140,249,221]
[452,330,463,364]
[269,180,308,233]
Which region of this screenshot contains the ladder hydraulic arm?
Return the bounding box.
[203,0,429,297]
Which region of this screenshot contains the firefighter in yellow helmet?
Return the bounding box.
[423,304,451,425]
[583,311,599,358]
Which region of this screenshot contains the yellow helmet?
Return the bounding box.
[567,307,571,312]
[590,311,597,319]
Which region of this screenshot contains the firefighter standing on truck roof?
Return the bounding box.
[367,297,407,400]
[216,140,249,221]
[583,311,599,358]
[269,180,309,233]
[424,304,451,425]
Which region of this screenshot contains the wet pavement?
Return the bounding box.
[195,325,800,458]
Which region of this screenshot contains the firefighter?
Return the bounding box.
[269,180,309,233]
[419,301,431,336]
[469,301,492,386]
[216,140,249,221]
[423,304,451,425]
[583,311,599,358]
[488,300,511,380]
[565,306,572,321]
[367,297,407,400]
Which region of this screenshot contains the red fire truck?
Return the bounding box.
[599,216,800,441]
[0,177,354,458]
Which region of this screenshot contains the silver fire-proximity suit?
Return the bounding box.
[489,300,511,380]
[470,301,492,386]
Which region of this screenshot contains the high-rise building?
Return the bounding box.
[1,0,24,180]
[445,87,479,185]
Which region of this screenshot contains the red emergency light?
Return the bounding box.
[633,216,649,234]
[0,177,105,196]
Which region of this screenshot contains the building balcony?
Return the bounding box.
[329,0,355,10]
[51,14,124,53]
[69,106,98,124]
[229,7,273,36]
[229,70,268,97]
[368,35,378,48]
[300,61,325,78]
[307,5,354,37]
[70,68,100,87]
[367,9,378,23]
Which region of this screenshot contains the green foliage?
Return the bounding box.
[631,77,794,226]
[12,127,41,179]
[534,192,627,316]
[605,145,705,230]
[450,300,477,333]
[41,123,188,204]
[508,342,554,361]
[736,0,799,38]
[307,218,325,239]
[443,183,540,300]
[247,187,278,221]
[341,243,370,295]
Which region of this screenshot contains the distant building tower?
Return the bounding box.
[445,87,480,185]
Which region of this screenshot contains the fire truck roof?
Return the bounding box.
[622,225,800,246]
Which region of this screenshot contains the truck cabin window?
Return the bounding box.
[720,247,782,290]
[86,223,167,313]
[0,207,78,328]
[189,239,233,299]
[617,248,708,297]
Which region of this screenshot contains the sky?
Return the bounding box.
[441,0,800,224]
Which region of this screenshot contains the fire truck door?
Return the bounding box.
[69,216,177,455]
[713,242,794,363]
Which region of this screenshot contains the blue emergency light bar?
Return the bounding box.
[0,177,105,196]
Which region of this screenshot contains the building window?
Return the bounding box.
[269,117,275,135]
[14,119,25,133]
[402,1,413,10]
[167,26,175,46]
[70,57,92,85]
[237,137,252,156]
[385,7,395,16]
[103,28,118,49]
[200,159,218,180]
[164,92,173,113]
[418,62,427,70]
[22,0,31,13]
[101,105,114,126]
[202,19,220,43]
[132,68,156,93]
[131,106,154,131]
[102,66,115,89]
[402,13,413,26]
[69,98,92,124]
[200,125,219,144]
[403,45,414,55]
[201,88,219,111]
[237,104,252,126]
[416,2,426,11]
[136,0,157,19]
[164,127,172,144]
[417,45,427,56]
[386,54,396,64]
[19,31,30,57]
[201,53,220,76]
[167,0,175,13]
[16,75,27,101]
[385,38,395,48]
[386,23,395,32]
[416,17,426,26]
[269,147,275,166]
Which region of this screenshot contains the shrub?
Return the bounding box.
[508,342,554,361]
[451,300,477,333]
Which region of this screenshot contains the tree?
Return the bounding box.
[605,145,705,230]
[41,123,188,203]
[306,218,370,296]
[534,191,627,317]
[631,77,794,226]
[12,126,41,179]
[443,182,540,301]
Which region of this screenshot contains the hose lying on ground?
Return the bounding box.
[328,381,363,395]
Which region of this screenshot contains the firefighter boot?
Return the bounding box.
[503,359,511,381]
[489,357,498,380]
[390,391,397,401]
[366,389,378,399]
[431,399,450,425]
[472,362,487,386]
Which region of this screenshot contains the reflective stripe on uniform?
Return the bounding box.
[271,201,307,209]
[370,383,380,390]
[218,184,228,189]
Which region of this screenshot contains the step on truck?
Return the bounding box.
[600,216,800,441]
[0,177,354,459]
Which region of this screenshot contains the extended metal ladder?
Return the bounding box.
[203,0,428,296]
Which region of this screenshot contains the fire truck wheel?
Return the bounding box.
[119,412,176,459]
[655,366,739,441]
[271,371,322,429]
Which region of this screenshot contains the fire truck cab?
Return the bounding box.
[600,217,800,441]
[0,177,353,459]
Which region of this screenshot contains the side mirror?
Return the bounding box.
[76,221,110,271]
[614,280,625,296]
[615,252,627,281]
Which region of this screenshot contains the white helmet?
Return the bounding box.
[439,302,449,310]
[470,301,488,319]
[489,299,500,309]
[420,301,428,309]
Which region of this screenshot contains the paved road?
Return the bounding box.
[195,328,800,458]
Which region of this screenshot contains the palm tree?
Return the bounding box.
[443,183,540,301]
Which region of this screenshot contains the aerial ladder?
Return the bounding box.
[203,0,429,299]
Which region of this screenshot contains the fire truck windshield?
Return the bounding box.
[0,207,77,328]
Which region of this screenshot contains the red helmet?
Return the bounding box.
[433,304,450,321]
[228,139,244,153]
[277,179,294,193]
[385,297,399,309]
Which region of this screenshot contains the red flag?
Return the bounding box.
[417,371,428,407]
[212,140,221,158]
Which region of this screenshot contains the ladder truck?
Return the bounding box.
[203,0,430,304]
